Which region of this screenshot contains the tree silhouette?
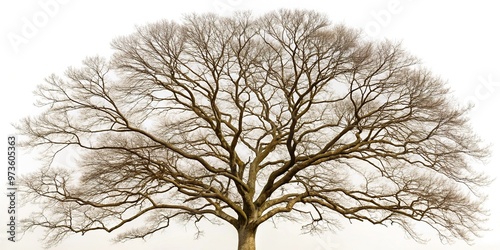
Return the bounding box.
[19,10,489,250]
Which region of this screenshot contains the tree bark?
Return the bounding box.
[237,226,257,250]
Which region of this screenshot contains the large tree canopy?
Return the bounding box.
[19,9,489,250]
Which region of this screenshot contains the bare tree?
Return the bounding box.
[19,10,489,250]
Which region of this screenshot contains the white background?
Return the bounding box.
[1,0,499,249]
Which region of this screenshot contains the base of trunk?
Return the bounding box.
[237,226,257,250]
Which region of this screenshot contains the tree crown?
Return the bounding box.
[19,9,489,249]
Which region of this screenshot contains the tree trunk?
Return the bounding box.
[237,226,257,250]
